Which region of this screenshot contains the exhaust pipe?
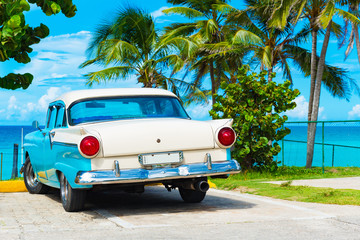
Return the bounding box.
[180,180,209,192]
[194,181,209,192]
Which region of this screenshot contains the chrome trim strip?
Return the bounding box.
[75,160,241,185]
[52,141,77,148]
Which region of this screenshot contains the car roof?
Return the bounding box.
[52,88,178,107]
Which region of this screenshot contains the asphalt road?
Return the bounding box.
[1,186,360,240]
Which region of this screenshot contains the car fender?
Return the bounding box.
[54,162,92,189]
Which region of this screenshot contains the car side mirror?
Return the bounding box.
[32,120,41,131]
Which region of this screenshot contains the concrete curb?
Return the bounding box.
[0,179,216,193]
[0,180,27,192]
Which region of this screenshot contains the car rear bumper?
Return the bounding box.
[75,160,240,185]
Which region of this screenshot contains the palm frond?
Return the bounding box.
[99,39,140,65]
[232,28,263,46]
[336,8,360,26]
[163,7,204,18]
[268,0,306,30]
[261,45,272,69]
[84,66,135,86]
[319,1,335,28]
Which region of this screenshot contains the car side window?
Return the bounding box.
[55,106,66,128]
[47,106,57,129]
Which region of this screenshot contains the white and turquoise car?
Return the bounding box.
[21,88,240,212]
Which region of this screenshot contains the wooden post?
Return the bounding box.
[11,144,19,179]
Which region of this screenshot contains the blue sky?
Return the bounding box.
[1,0,360,125]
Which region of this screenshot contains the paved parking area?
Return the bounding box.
[1,186,360,240]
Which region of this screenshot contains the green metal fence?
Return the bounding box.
[279,120,360,170]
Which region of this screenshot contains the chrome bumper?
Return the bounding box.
[75,160,240,185]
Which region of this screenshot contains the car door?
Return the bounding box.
[40,104,58,182]
[46,104,67,183]
[34,105,57,182]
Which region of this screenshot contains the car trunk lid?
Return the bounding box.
[84,118,215,157]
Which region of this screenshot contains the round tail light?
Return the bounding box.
[218,127,236,147]
[80,136,100,157]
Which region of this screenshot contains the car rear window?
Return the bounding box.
[68,96,189,125]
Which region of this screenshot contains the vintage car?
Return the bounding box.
[21,88,240,212]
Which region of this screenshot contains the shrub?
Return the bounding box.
[210,66,299,171]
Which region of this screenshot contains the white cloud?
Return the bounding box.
[186,103,211,120]
[285,95,326,120]
[285,95,308,119]
[151,6,169,19]
[38,87,66,110]
[14,30,139,89]
[0,87,70,124]
[348,104,360,119]
[15,31,95,87]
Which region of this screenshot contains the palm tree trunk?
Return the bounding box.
[210,61,216,107]
[306,21,332,169]
[306,29,318,168]
[354,26,360,64]
[308,29,318,121]
[268,67,273,82]
[354,4,360,65]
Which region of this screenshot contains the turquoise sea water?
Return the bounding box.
[0,125,359,180]
[0,126,34,180]
[279,125,360,168]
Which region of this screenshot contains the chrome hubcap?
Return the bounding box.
[25,163,38,188]
[60,174,69,203]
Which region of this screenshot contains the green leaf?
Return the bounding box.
[7,15,21,29]
[51,2,61,15]
[20,0,30,11]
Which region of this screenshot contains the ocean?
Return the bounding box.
[280,124,360,168]
[0,124,359,180]
[0,126,34,180]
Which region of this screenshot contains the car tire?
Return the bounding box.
[59,172,86,212]
[23,157,49,194]
[179,187,206,203]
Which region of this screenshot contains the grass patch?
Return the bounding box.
[211,166,360,205]
[225,166,360,181]
[0,177,23,181]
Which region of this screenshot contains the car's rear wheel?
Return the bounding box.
[23,157,49,194]
[59,172,86,212]
[179,187,206,203]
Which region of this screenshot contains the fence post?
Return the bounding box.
[322,122,325,174]
[11,144,19,179]
[0,153,2,181]
[332,145,335,167]
[282,125,285,166]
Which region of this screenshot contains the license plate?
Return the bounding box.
[139,151,183,165]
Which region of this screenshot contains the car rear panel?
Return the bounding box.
[84,118,215,158]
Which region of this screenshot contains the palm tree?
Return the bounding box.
[209,0,355,95]
[163,0,233,106]
[80,6,205,102]
[340,0,360,64]
[213,1,311,82]
[269,0,360,168]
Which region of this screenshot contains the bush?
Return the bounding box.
[210,66,299,171]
